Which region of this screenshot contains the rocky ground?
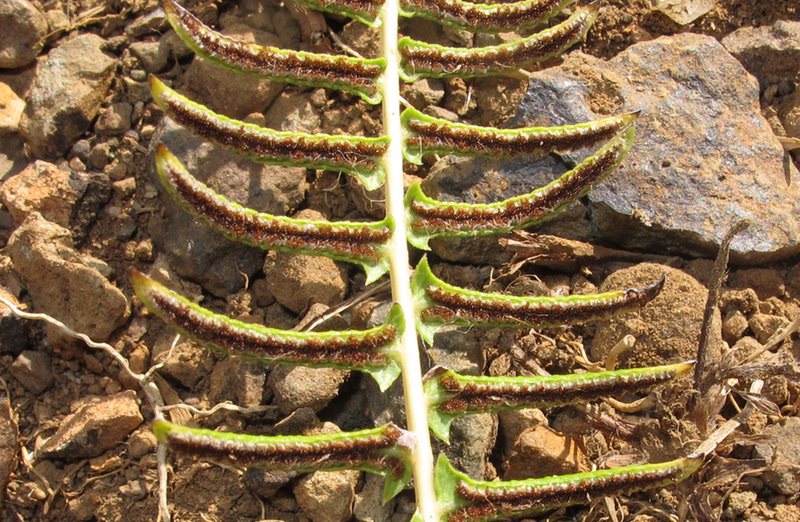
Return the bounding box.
[0,0,799,521]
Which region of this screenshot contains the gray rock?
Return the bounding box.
[7,213,129,343]
[294,469,359,522]
[591,263,720,367]
[208,356,266,407]
[354,474,393,522]
[754,417,800,496]
[20,34,116,158]
[129,41,168,73]
[0,0,48,69]
[10,350,53,395]
[0,161,110,237]
[183,22,283,119]
[268,365,349,415]
[722,21,800,89]
[148,119,307,296]
[95,102,132,136]
[444,413,497,479]
[124,8,168,38]
[510,35,800,262]
[37,391,143,460]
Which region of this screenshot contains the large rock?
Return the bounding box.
[0,161,110,233]
[501,34,799,263]
[148,119,308,297]
[20,34,116,158]
[0,0,48,69]
[591,263,720,367]
[722,21,800,89]
[7,213,129,342]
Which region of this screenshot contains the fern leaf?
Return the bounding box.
[153,419,414,501]
[162,0,386,103]
[411,255,664,344]
[150,75,389,190]
[132,271,403,390]
[402,106,638,164]
[434,453,702,521]
[424,362,694,442]
[398,4,597,80]
[406,126,635,249]
[155,145,391,284]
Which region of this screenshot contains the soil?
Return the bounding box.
[0,1,799,521]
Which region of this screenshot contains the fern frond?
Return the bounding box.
[424,362,694,442]
[150,76,389,190]
[398,4,597,80]
[405,126,635,249]
[132,271,403,390]
[155,145,391,283]
[153,419,414,501]
[163,0,386,103]
[402,106,638,164]
[400,0,574,32]
[411,255,664,344]
[434,453,702,522]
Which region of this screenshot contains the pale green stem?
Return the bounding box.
[379,1,439,520]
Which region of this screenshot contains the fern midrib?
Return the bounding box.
[379,1,439,520]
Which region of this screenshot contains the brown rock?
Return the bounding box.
[0,82,24,133]
[497,408,548,453]
[294,469,359,522]
[37,391,143,460]
[154,341,214,388]
[0,161,109,229]
[722,310,749,346]
[0,0,48,69]
[748,313,789,344]
[7,213,129,343]
[591,263,720,367]
[262,210,348,314]
[722,21,800,89]
[503,425,590,480]
[268,365,348,415]
[20,34,116,158]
